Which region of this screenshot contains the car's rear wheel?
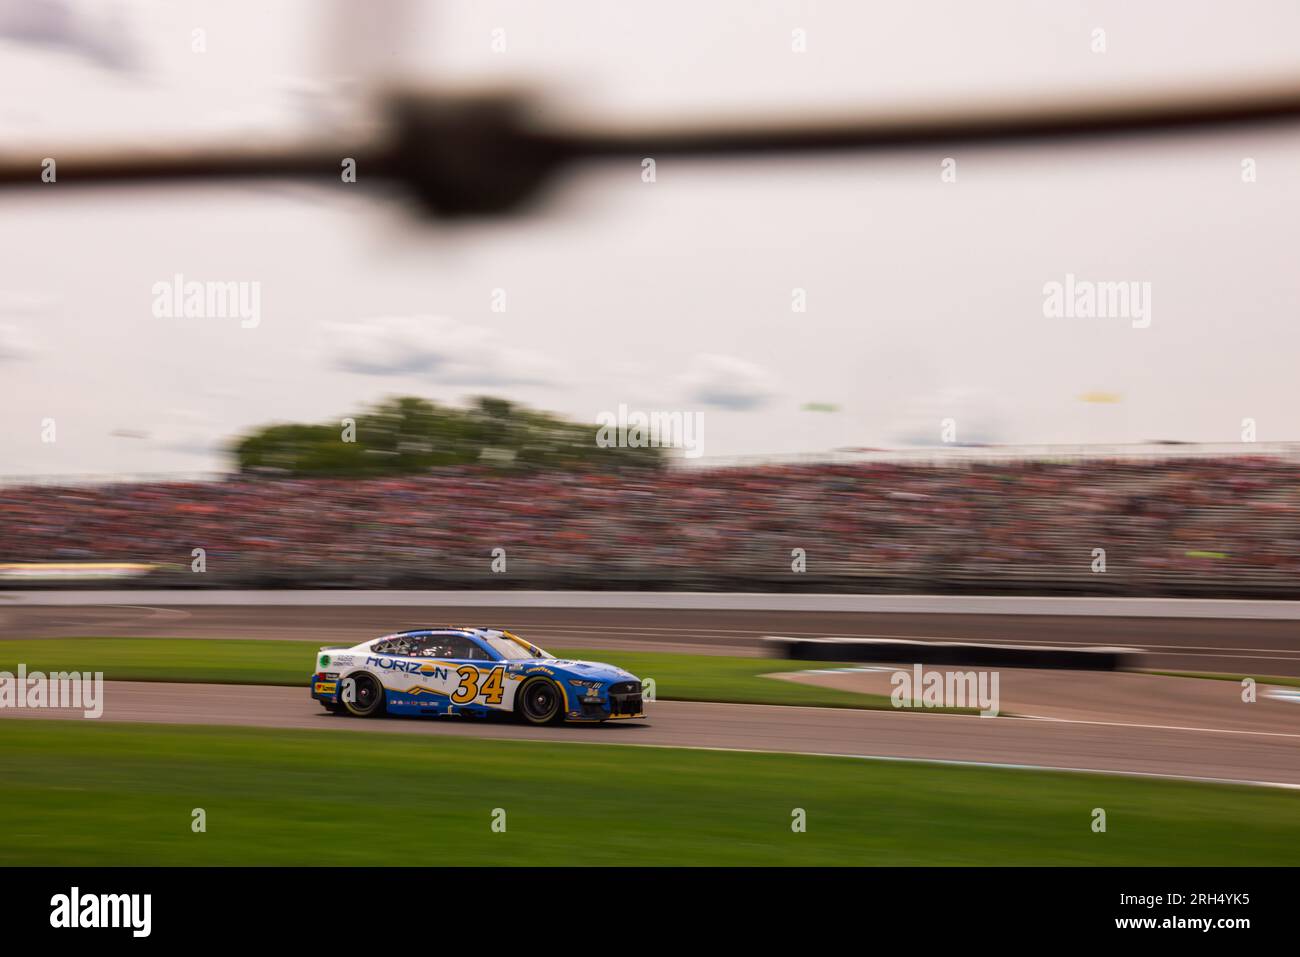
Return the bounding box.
[341,672,385,717]
[517,677,564,725]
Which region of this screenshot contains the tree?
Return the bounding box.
[231,396,664,476]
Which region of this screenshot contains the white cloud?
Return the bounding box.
[147,409,226,459]
[893,386,1008,446]
[678,353,776,410]
[325,315,560,386]
[0,322,39,361]
[0,0,138,73]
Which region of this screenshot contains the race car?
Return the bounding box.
[310,626,645,724]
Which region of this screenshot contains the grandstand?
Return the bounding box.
[3,445,1298,597]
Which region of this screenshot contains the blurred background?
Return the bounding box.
[2,0,1299,594]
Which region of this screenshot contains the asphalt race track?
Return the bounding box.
[3,680,1298,788]
[2,600,1298,788]
[3,601,1300,675]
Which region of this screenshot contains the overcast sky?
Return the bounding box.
[3,0,1300,476]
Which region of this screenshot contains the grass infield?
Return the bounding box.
[0,637,916,710]
[1,719,1296,866]
[1148,670,1300,690]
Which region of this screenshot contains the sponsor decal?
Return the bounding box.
[366,656,448,680]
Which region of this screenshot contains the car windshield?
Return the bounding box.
[481,632,547,660]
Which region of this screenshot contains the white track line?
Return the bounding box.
[1014,713,1300,739]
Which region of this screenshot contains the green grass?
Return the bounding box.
[0,637,927,710]
[1149,670,1300,690]
[1,719,1295,866]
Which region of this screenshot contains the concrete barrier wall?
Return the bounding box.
[3,589,1300,619]
[766,637,1138,670]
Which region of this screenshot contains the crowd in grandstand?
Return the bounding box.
[2,458,1298,593]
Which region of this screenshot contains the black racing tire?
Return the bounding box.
[341,672,386,718]
[516,677,565,725]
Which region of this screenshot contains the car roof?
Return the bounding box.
[379,627,510,640]
[368,627,545,659]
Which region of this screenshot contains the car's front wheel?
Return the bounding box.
[517,677,564,725]
[341,672,385,717]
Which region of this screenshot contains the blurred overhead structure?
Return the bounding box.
[4,78,1300,216]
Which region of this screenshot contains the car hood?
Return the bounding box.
[523,658,639,684]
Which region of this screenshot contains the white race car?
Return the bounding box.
[310,626,645,725]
